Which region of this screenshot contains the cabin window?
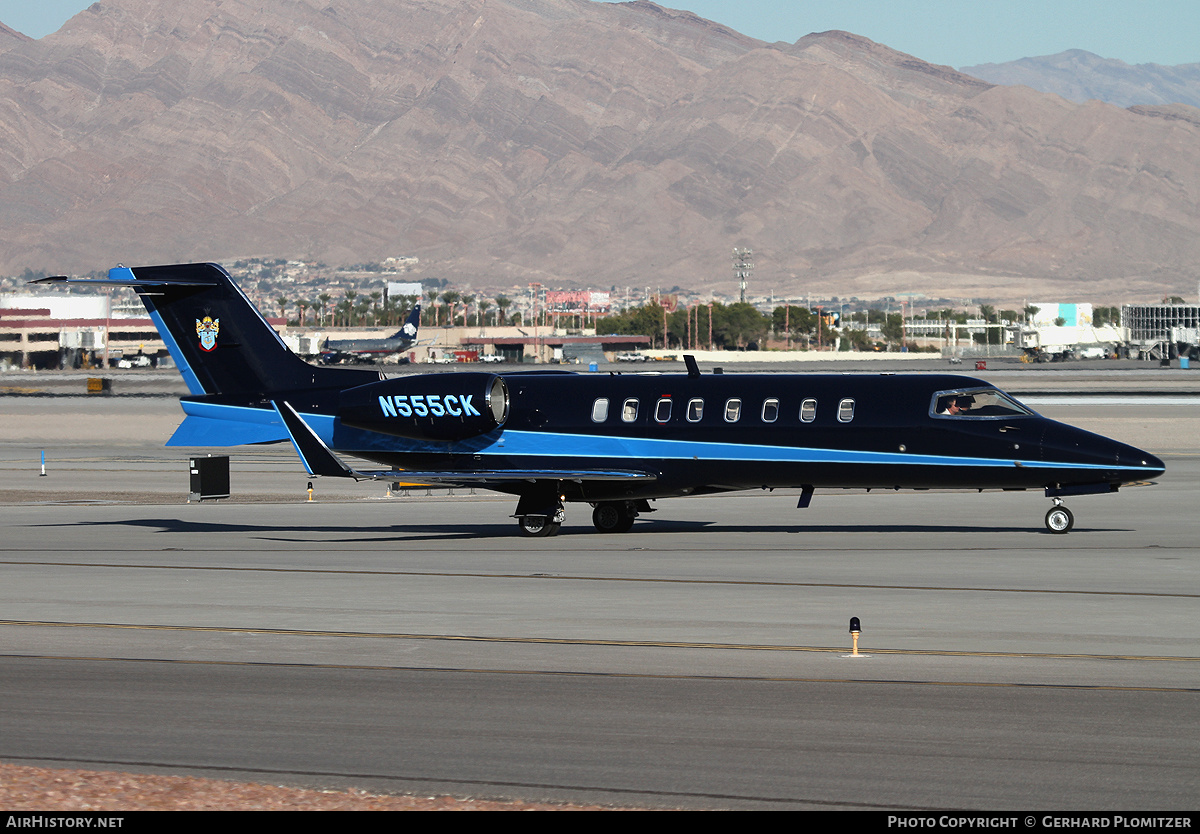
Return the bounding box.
[655,397,673,423]
[686,398,704,422]
[800,398,817,423]
[724,398,742,422]
[622,398,639,422]
[591,398,609,422]
[761,398,780,423]
[837,398,855,423]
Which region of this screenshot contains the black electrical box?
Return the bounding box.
[189,456,230,501]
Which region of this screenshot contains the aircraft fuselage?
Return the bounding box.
[319,370,1161,503]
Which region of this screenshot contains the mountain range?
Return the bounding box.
[962,50,1200,110]
[0,0,1198,303]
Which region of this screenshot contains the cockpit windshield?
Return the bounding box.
[931,388,1034,419]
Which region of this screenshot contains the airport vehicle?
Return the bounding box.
[317,302,421,364]
[116,355,153,369]
[37,263,1164,536]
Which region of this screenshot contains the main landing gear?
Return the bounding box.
[517,512,562,537]
[1044,499,1074,534]
[513,489,565,537]
[514,496,652,536]
[591,501,637,533]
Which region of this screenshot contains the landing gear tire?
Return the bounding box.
[518,515,561,537]
[1045,506,1074,534]
[592,502,635,533]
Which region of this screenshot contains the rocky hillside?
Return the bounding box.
[0,0,1198,302]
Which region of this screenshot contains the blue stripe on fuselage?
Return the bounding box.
[176,401,1156,474]
[464,429,1147,473]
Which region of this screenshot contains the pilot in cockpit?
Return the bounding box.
[937,395,972,416]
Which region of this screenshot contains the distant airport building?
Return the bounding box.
[385,282,423,300]
[545,290,612,319]
[1030,302,1093,327]
[1121,303,1200,359]
[0,306,160,370]
[464,334,649,364]
[0,291,282,369]
[0,293,109,319]
[1011,302,1121,361]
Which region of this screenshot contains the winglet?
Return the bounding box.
[271,400,356,478]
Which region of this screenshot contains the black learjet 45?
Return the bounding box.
[37,263,1165,536]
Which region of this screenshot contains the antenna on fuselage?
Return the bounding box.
[683,354,701,378]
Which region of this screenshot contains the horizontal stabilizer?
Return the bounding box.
[166,415,289,447]
[33,268,218,288]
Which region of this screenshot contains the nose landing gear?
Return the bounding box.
[1044,499,1074,534]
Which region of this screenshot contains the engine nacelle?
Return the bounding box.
[338,373,509,441]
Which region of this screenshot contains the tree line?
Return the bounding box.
[593,302,1127,351]
[597,301,929,351]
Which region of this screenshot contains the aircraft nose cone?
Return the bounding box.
[1127,446,1165,479]
[1042,422,1165,483]
[1105,435,1165,480]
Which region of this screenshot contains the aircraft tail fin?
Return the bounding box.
[392,301,421,341]
[36,263,379,396]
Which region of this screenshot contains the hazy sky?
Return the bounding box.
[1,0,1197,67]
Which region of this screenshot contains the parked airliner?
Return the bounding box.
[318,302,421,364]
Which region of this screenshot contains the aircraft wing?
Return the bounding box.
[271,400,655,485]
[338,469,657,485]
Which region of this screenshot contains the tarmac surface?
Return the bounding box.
[1,364,1197,810]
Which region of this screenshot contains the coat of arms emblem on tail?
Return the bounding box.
[196,316,219,351]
